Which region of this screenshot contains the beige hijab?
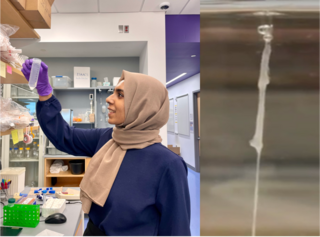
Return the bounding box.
[80,70,169,213]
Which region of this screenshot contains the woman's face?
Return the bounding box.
[106,80,125,125]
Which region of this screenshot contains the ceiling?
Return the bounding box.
[51,0,199,14]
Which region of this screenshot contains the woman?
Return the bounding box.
[22,59,191,236]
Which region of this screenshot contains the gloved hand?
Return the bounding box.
[21,59,53,96]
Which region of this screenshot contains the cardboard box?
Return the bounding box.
[167,145,180,155]
[47,0,54,6]
[20,0,51,29]
[10,0,26,10]
[74,67,90,88]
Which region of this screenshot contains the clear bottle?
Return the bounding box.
[25,147,30,159]
[91,77,97,87]
[17,148,24,159]
[33,144,39,159]
[13,148,18,158]
[9,148,13,158]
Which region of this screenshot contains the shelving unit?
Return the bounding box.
[11,96,39,99]
[10,159,39,162]
[0,125,39,136]
[44,156,91,187]
[0,0,40,39]
[0,61,28,84]
[11,137,39,140]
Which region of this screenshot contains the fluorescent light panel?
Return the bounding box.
[166,73,187,85]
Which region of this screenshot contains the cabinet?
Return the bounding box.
[1,85,45,187]
[53,87,115,129]
[44,157,91,187]
[0,0,40,39]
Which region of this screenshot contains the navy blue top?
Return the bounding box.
[37,95,191,236]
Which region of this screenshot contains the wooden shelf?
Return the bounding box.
[52,180,83,188]
[1,61,28,84]
[44,157,91,187]
[0,125,39,136]
[46,170,84,177]
[1,0,40,39]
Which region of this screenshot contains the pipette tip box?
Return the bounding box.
[42,198,66,218]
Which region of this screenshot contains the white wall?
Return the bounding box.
[35,12,167,145]
[139,43,148,75]
[167,73,200,168]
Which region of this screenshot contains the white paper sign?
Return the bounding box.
[74,67,90,88]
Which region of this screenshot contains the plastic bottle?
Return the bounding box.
[25,147,30,159]
[32,142,37,158]
[9,148,13,158]
[18,147,24,159]
[7,198,15,207]
[13,148,18,158]
[29,58,42,90]
[91,77,97,88]
[33,144,39,159]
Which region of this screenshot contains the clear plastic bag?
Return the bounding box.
[0,24,28,69]
[0,97,33,132]
[50,160,65,174]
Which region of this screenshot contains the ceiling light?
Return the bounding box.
[191,55,196,57]
[166,73,187,85]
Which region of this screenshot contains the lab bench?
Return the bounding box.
[0,187,84,236]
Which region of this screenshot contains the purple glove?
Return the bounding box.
[21,59,53,96]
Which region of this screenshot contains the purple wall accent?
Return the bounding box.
[166,42,200,85]
[166,15,200,43]
[165,15,200,86]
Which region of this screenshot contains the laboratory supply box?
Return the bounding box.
[42,198,66,217]
[51,76,72,89]
[0,168,25,195]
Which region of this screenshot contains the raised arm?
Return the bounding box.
[22,59,105,157]
[37,95,104,157]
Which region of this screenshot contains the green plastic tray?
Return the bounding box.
[3,204,40,228]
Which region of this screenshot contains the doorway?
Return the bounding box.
[193,90,200,172]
